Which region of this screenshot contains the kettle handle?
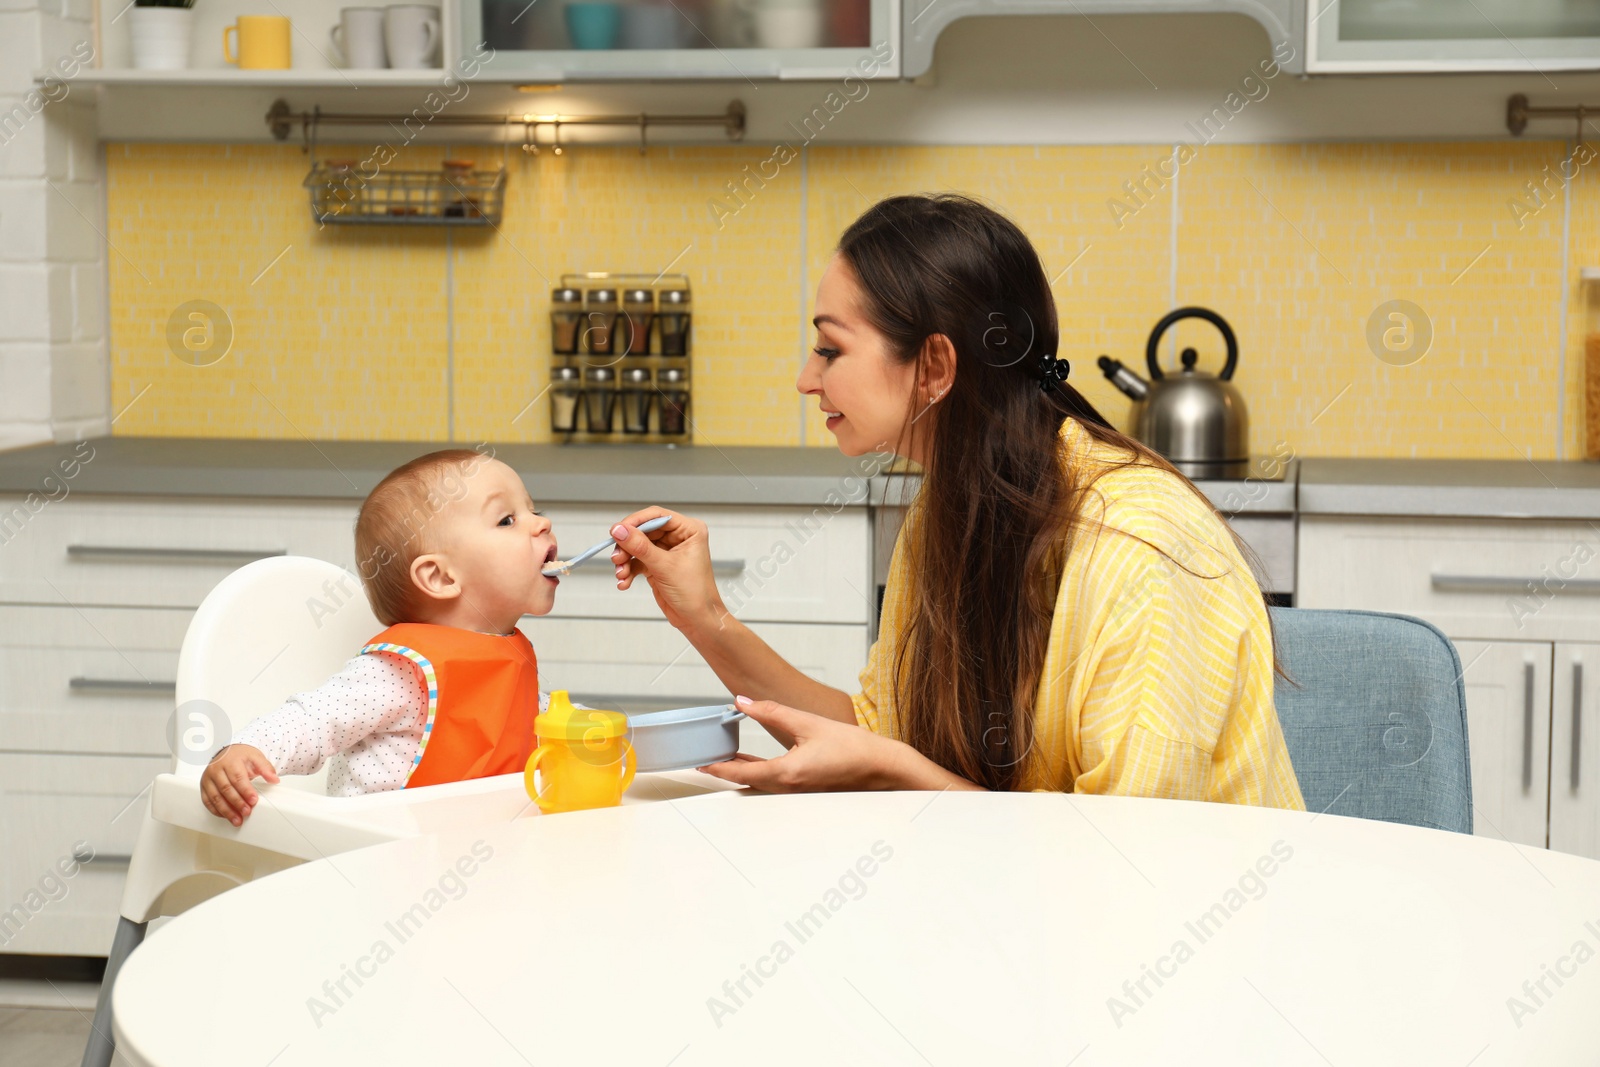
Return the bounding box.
[1145,307,1238,381]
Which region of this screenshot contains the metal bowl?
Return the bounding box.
[625,704,745,773]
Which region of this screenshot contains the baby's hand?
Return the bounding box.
[201,744,280,826]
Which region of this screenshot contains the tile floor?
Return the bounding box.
[0,965,134,1067]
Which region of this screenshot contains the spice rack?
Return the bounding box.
[549,272,692,443]
[304,160,506,227]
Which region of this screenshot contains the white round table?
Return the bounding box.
[112,789,1599,1066]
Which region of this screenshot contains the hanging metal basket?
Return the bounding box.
[303,163,507,227]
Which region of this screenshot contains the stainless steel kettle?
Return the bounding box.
[1096,306,1249,480]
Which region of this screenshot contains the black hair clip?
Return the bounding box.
[1037,348,1070,392]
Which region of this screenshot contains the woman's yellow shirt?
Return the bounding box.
[853,417,1307,809]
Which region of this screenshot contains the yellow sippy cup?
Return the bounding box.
[524,690,636,814]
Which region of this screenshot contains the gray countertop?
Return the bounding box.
[3,437,1598,519]
[0,437,873,508]
[1299,457,1600,520]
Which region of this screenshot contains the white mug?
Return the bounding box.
[384,4,440,68]
[735,0,823,48]
[331,7,387,68]
[752,6,821,47]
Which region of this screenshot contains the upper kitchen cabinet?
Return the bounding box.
[1307,0,1600,72]
[900,0,1299,79]
[460,0,899,80]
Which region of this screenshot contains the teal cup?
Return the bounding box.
[565,2,621,48]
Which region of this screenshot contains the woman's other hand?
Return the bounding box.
[697,696,983,793]
[609,508,727,634]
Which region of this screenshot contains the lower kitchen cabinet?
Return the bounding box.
[525,616,867,704]
[1456,641,1552,849]
[1550,643,1600,858]
[0,753,168,956]
[0,491,875,956]
[1300,515,1600,860]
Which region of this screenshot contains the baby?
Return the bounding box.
[200,449,565,826]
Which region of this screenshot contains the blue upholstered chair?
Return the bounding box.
[1268,607,1473,834]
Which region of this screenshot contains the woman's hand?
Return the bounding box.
[697,696,986,793]
[608,508,727,635]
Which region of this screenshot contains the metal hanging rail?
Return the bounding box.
[265,98,746,154]
[1506,94,1597,138]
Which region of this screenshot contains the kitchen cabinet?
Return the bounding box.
[524,617,866,705]
[1306,0,1600,72]
[0,753,168,956]
[1549,643,1600,858]
[459,0,899,81]
[1299,515,1600,859]
[901,0,1298,79]
[538,504,871,625]
[1455,640,1552,850]
[0,490,869,955]
[0,605,189,756]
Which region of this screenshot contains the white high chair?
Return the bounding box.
[83,555,741,1067]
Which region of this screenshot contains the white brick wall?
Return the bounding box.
[0,0,107,449]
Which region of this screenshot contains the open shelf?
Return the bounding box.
[33,67,457,88]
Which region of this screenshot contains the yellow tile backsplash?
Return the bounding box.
[107,139,1587,458]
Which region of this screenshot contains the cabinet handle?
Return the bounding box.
[711,559,747,577]
[1523,661,1535,792]
[1431,574,1600,595]
[67,544,287,563]
[69,677,177,695]
[80,853,133,866]
[1573,661,1585,792]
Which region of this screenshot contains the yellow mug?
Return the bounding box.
[524,691,637,814]
[223,16,291,69]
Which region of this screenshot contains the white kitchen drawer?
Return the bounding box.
[1226,514,1295,596]
[0,496,359,609]
[541,504,871,625]
[1298,516,1600,641]
[0,605,191,755]
[0,752,167,955]
[521,616,869,705]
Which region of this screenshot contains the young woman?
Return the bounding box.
[607,194,1304,808]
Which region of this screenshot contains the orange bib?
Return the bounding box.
[361,623,539,789]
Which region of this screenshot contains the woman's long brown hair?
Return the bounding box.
[837,193,1280,792]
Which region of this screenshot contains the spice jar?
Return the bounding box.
[320,159,360,218]
[620,289,655,356]
[551,288,583,355]
[657,366,689,436]
[441,159,476,217]
[620,367,653,434]
[657,289,692,356]
[583,365,618,433]
[550,365,582,433]
[583,288,619,356]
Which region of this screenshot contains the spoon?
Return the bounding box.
[543,515,670,577]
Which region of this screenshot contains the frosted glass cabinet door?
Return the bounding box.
[1308,0,1600,71]
[1549,643,1600,861]
[1457,640,1552,849]
[460,0,899,80]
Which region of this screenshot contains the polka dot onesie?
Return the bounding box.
[228,650,555,796]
